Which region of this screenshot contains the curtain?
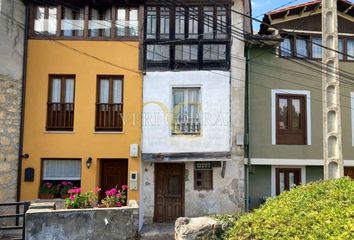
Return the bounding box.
[312,37,322,58]
[100,79,109,103]
[173,90,185,122]
[296,39,307,58]
[188,89,199,119]
[347,39,354,61]
[51,79,61,103]
[43,160,81,180]
[113,79,123,104]
[65,79,74,103]
[280,38,291,57]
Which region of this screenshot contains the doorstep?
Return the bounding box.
[139,223,175,240]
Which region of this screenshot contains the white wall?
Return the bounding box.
[142,71,230,154]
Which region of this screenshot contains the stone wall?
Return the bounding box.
[142,161,244,223]
[0,0,25,204]
[25,201,139,240]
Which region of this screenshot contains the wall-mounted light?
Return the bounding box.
[86,157,92,169]
[22,153,30,159]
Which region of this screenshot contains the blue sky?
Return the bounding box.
[251,0,310,32]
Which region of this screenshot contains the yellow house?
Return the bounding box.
[21,1,142,203]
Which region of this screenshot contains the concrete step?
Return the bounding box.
[140,223,175,240]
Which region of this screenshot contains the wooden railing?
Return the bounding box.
[96,103,123,131]
[46,103,74,130]
[0,201,30,240]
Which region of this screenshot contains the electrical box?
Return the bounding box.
[130,171,138,190]
[236,133,244,146]
[130,144,139,157]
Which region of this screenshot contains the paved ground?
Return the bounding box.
[140,223,175,240]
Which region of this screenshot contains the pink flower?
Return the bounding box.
[61,181,68,186]
[105,188,117,197]
[45,183,53,189]
[122,185,128,191]
[68,187,81,194]
[116,202,122,207]
[95,187,101,193]
[69,195,75,201]
[116,193,121,198]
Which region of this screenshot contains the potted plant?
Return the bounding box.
[65,187,100,209]
[101,185,128,208]
[39,182,56,199]
[58,181,74,199]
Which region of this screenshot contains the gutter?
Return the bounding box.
[17,1,29,203]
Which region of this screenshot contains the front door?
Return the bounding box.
[100,159,128,199]
[154,163,184,223]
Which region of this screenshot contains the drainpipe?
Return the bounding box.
[17,1,29,203]
[244,45,251,212]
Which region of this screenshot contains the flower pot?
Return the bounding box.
[61,193,70,199]
[39,193,55,199]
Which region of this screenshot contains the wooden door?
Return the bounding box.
[345,167,354,179]
[276,168,301,195]
[100,159,128,199]
[154,163,184,223]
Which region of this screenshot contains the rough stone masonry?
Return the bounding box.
[0,0,25,227]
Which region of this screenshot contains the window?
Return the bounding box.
[276,94,307,145]
[172,88,201,135]
[347,39,354,61]
[311,37,322,59]
[116,8,138,37]
[194,162,213,190]
[61,7,84,37]
[89,8,111,37]
[280,38,292,57]
[276,168,301,195]
[339,38,344,60]
[295,38,308,58]
[43,159,81,181]
[144,5,230,70]
[146,7,157,39]
[34,6,57,35]
[47,76,75,131]
[96,76,123,132]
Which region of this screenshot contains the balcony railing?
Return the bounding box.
[96,103,123,131]
[172,117,200,135]
[47,103,74,131]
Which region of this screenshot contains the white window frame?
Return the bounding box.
[351,92,354,146]
[271,165,306,197]
[271,89,311,145]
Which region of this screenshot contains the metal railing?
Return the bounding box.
[0,202,30,240]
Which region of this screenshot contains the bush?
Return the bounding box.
[229,178,354,239]
[212,213,244,239]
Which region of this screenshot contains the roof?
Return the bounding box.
[267,0,354,20]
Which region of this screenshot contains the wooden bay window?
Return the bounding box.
[96,76,123,132]
[47,75,75,131]
[276,94,307,145]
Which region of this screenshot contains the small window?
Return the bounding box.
[188,7,199,39]
[96,76,123,132]
[203,44,226,60]
[295,38,308,58]
[194,162,213,190]
[47,76,75,131]
[280,38,292,57]
[116,8,138,37]
[160,7,170,39]
[216,7,228,39]
[276,168,301,195]
[172,88,201,135]
[146,7,157,39]
[311,37,322,59]
[34,6,57,35]
[61,7,84,37]
[175,7,185,39]
[175,45,198,61]
[43,159,81,181]
[347,39,354,61]
[276,94,307,145]
[146,44,170,69]
[89,8,112,37]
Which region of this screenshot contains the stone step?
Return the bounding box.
[140,223,175,240]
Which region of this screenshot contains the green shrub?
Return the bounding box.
[229,178,354,240]
[213,213,244,239]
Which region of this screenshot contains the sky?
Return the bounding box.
[251,0,312,32]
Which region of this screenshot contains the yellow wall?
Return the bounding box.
[21,40,142,202]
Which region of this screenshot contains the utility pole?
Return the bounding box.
[322,0,344,179]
